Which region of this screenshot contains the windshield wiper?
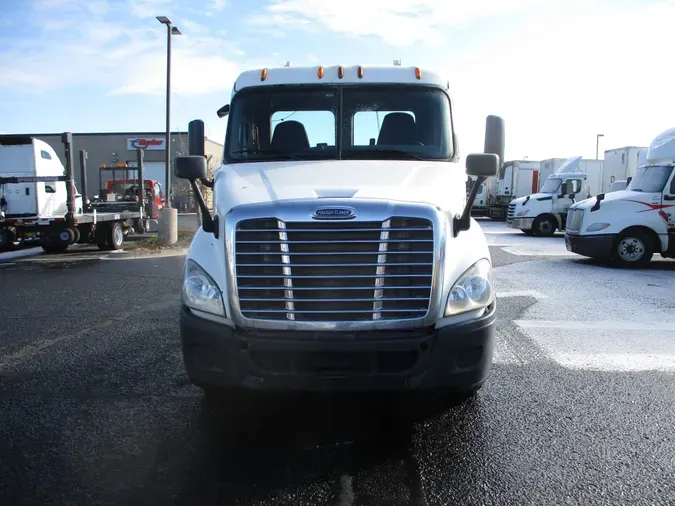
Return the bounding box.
[344,148,428,161]
[631,189,643,192]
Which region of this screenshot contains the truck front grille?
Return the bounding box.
[235,218,434,322]
[507,202,516,222]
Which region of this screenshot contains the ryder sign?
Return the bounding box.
[127,137,166,151]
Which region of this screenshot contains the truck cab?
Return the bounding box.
[507,156,601,236]
[565,127,675,267]
[173,64,505,396]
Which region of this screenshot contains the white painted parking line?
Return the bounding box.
[515,319,675,331]
[497,290,549,299]
[0,247,43,261]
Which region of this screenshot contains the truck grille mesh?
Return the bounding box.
[235,218,434,322]
[507,202,516,222]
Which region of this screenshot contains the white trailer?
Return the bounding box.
[507,156,604,236]
[488,159,540,219]
[566,128,675,267]
[601,146,647,194]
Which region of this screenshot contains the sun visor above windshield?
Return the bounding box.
[646,127,675,163]
[554,156,582,174]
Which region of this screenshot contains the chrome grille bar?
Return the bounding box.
[373,219,390,320]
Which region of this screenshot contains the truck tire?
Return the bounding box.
[58,228,76,245]
[522,229,535,236]
[533,215,556,237]
[107,222,124,250]
[612,229,654,268]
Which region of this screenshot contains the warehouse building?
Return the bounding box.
[5,131,223,210]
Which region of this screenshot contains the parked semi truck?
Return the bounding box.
[0,134,156,252]
[507,156,604,236]
[601,146,647,194]
[488,159,539,219]
[174,64,505,397]
[566,127,675,267]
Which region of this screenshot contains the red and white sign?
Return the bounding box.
[127,138,166,151]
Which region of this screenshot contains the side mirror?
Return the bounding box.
[216,104,230,119]
[466,153,499,177]
[175,155,207,180]
[483,115,505,168]
[188,119,205,157]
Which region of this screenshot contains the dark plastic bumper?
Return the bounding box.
[565,233,617,259]
[180,305,496,392]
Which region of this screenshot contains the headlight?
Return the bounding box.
[586,223,611,232]
[444,259,494,317]
[182,259,225,316]
[516,209,530,217]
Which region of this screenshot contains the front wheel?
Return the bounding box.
[533,215,557,237]
[612,229,654,268]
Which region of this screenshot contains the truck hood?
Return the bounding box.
[572,189,659,210]
[216,159,463,214]
[512,193,554,204]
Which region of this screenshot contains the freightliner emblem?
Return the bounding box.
[311,207,356,220]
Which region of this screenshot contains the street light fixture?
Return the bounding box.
[156,16,181,208]
[596,133,604,160]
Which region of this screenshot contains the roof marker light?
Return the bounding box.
[337,66,344,79]
[415,67,422,80]
[317,66,324,79]
[261,68,267,81]
[357,66,364,79]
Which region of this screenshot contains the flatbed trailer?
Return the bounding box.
[0,132,149,253]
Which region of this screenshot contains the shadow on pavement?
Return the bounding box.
[178,391,477,505]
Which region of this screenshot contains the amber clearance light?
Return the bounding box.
[260,68,268,81]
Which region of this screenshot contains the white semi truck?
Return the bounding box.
[488,159,540,219]
[173,64,506,397]
[565,128,675,267]
[601,146,648,194]
[507,156,604,236]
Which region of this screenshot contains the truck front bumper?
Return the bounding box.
[180,305,496,392]
[565,233,616,259]
[508,218,535,229]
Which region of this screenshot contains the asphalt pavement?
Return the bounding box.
[0,224,673,506]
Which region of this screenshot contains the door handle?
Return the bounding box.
[664,195,675,201]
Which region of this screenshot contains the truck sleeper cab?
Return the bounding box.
[565,127,675,267]
[176,65,505,394]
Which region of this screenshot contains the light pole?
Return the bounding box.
[596,133,604,160]
[156,16,181,208]
[156,16,181,245]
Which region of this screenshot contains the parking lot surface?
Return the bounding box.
[1,221,673,505]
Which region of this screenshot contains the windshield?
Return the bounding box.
[225,85,453,163]
[540,177,562,193]
[627,165,674,192]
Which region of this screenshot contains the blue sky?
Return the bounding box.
[1,0,674,161]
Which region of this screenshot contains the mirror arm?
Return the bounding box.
[454,176,486,237]
[189,179,218,238]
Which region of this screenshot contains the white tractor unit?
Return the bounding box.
[173,64,506,396]
[507,156,603,236]
[565,127,675,267]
